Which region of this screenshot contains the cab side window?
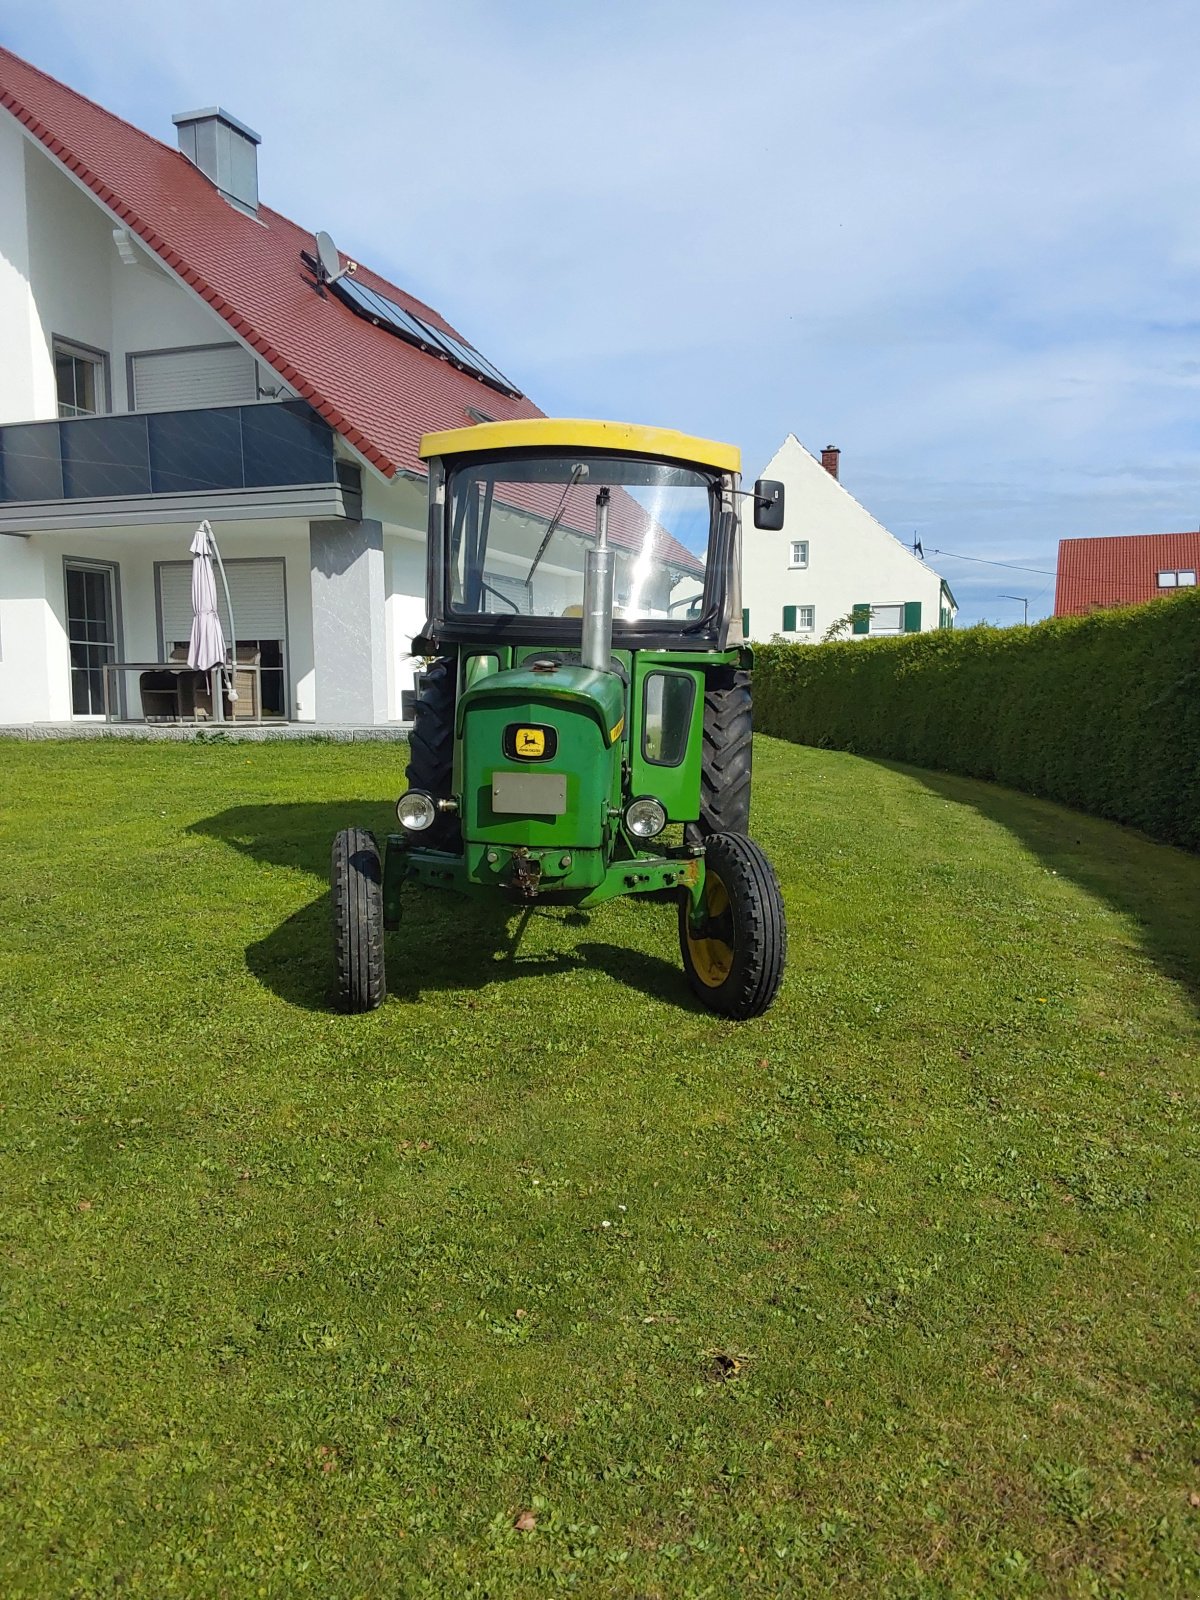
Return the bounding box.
[642,671,696,767]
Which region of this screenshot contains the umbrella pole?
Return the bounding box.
[204,520,237,723]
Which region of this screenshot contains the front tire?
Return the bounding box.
[679,832,786,1019]
[331,827,386,1012]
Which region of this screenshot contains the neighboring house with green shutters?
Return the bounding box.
[741,435,956,645]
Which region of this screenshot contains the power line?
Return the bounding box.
[930,547,1055,576]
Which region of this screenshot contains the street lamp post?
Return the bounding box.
[999,594,1029,626]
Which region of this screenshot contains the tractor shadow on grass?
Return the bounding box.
[189,802,702,1014]
[888,763,1200,1012]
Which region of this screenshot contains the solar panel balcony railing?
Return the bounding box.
[0,399,359,506]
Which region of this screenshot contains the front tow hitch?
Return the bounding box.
[509,848,543,900]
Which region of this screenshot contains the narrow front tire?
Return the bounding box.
[331,827,386,1012]
[679,832,786,1019]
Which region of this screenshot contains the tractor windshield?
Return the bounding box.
[444,453,716,624]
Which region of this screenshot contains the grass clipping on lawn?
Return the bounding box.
[0,735,1197,1598]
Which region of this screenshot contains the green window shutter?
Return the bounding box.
[851,603,870,635]
[782,604,797,631]
[903,601,922,632]
[742,607,750,636]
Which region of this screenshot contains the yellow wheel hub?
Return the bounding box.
[685,870,735,987]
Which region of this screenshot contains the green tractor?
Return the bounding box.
[331,418,788,1019]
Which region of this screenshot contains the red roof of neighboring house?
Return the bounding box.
[0,44,542,479]
[1054,533,1200,616]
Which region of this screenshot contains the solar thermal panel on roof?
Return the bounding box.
[333,275,521,398]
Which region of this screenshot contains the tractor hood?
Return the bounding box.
[455,662,626,748]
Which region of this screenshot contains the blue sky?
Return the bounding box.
[5,0,1199,623]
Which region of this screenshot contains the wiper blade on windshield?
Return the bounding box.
[526,463,587,589]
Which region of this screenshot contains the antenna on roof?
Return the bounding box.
[313,230,356,291]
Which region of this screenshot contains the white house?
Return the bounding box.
[0,45,549,729]
[741,435,956,643]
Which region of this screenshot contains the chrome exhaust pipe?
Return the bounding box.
[581,486,614,673]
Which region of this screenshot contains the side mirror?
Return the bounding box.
[753,479,785,531]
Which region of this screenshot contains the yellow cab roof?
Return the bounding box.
[419,418,740,475]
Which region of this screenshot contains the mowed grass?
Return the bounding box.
[0,736,1198,1599]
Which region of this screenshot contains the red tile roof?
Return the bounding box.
[1054,533,1200,616]
[0,44,542,479]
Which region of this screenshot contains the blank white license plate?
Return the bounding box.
[491,771,567,815]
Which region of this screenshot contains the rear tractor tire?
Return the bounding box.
[331,827,386,1012]
[687,667,753,842]
[679,831,786,1020]
[406,655,462,852]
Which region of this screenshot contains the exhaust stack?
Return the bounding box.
[581,486,615,672]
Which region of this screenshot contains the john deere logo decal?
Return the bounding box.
[504,723,557,761]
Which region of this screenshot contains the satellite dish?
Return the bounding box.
[314,230,352,286]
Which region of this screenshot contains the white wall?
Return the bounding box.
[0,120,270,424]
[109,253,236,411]
[742,435,952,643]
[23,139,117,417]
[0,537,57,720]
[387,531,428,712]
[370,473,430,719]
[0,116,40,425]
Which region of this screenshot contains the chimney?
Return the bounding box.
[820,446,840,481]
[172,107,261,215]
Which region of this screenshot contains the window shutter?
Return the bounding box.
[782,604,797,631]
[482,571,534,614]
[742,607,750,636]
[903,601,922,632]
[131,345,256,411]
[158,558,287,652]
[852,603,870,635]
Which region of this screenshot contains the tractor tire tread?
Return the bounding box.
[405,655,462,851]
[331,826,386,1012]
[694,669,752,838]
[679,831,786,1020]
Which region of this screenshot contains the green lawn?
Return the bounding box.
[1,736,1197,1598]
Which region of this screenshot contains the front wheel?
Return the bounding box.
[678,832,786,1019]
[331,827,386,1012]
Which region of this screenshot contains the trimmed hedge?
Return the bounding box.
[753,591,1200,850]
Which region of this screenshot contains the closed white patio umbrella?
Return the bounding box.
[187,520,237,712]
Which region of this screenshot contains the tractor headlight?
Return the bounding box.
[396,790,436,831]
[625,796,667,839]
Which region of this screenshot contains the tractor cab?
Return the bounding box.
[330,419,788,1019]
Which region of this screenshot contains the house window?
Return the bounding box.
[870,603,904,632]
[482,570,534,614]
[782,605,814,632]
[1157,569,1196,588]
[156,557,288,718]
[54,338,108,418]
[788,540,809,569]
[129,343,257,411]
[853,601,923,635]
[64,559,120,715]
